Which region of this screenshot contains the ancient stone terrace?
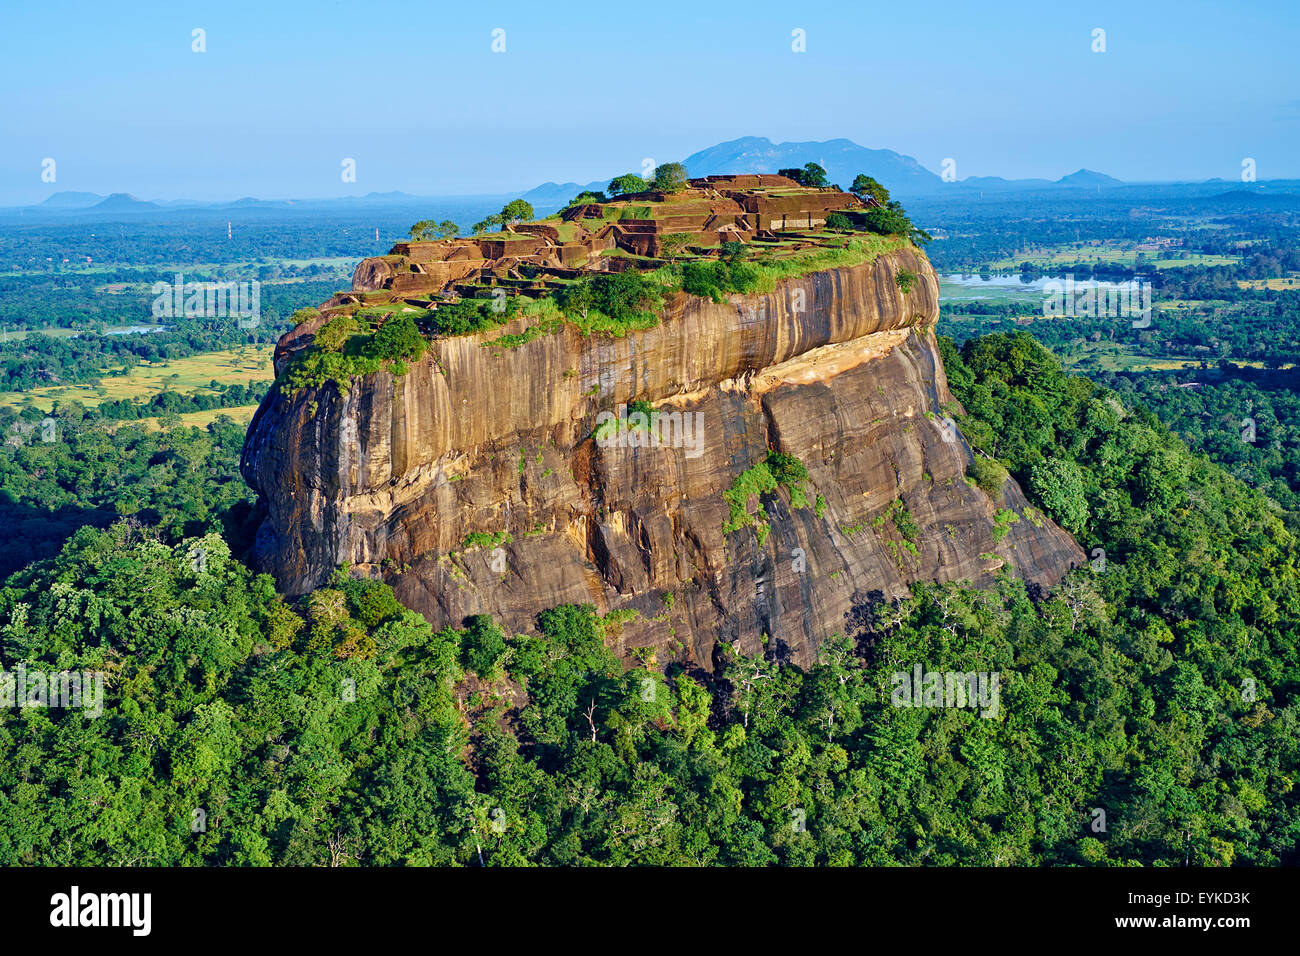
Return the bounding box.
[560,174,864,257]
[329,175,868,326]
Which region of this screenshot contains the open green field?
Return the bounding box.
[1,256,359,280]
[939,277,1046,305]
[1055,341,1287,372]
[122,405,260,431]
[0,324,179,342]
[987,242,1239,271]
[0,345,274,413]
[272,256,358,270]
[1237,276,1300,290]
[0,326,94,342]
[1063,345,1205,372]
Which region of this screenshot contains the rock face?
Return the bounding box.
[243,246,1083,669]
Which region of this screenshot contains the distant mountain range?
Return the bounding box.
[90,193,161,212]
[673,137,1142,196]
[681,136,942,194]
[9,136,1293,218]
[519,136,955,205]
[30,189,462,212]
[38,190,108,208]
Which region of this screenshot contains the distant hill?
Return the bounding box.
[2,142,1135,215]
[340,191,428,204]
[40,191,105,208]
[90,193,160,213]
[23,141,1300,221]
[681,136,944,196]
[1055,168,1124,188]
[521,180,608,208]
[674,139,1142,197]
[951,169,1126,194]
[958,175,1055,191]
[522,137,956,207]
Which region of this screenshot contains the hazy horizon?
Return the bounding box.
[3,0,1298,204]
[16,149,1300,210]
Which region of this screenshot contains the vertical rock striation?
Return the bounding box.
[243,246,1083,669]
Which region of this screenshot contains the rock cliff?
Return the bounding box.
[243,245,1083,669]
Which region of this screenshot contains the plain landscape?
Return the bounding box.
[2,146,1298,870]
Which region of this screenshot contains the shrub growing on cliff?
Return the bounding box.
[593,399,660,442]
[726,260,762,294]
[991,507,1020,542]
[967,456,1010,498]
[681,261,729,301]
[681,259,762,302]
[431,296,519,336]
[765,452,811,508]
[284,353,379,395]
[738,234,896,296]
[723,452,815,542]
[557,271,659,335]
[314,315,361,352]
[722,462,779,541]
[281,311,431,394]
[482,299,565,350]
[462,530,512,550]
[363,313,427,364]
[279,314,377,391]
[589,272,649,318]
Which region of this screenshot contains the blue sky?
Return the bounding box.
[2,0,1297,202]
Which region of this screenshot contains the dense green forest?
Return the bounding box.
[928,187,1300,386]
[0,215,400,277]
[1108,369,1300,512]
[914,187,1300,273]
[944,296,1300,368]
[0,284,333,392]
[0,412,256,580]
[1,332,1295,865]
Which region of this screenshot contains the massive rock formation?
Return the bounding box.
[243,242,1083,670]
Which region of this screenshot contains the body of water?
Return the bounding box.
[940,273,1067,302]
[68,324,171,338]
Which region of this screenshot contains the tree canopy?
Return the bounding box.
[651,163,689,193]
[779,163,829,188]
[607,174,648,196]
[4,330,1297,866]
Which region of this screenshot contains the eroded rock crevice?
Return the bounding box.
[244,250,1083,669]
